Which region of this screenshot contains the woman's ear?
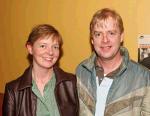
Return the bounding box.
[120,32,124,42]
[26,43,33,55]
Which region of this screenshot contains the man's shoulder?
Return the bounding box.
[128,60,150,79]
[76,59,88,68]
[76,53,96,72]
[130,60,150,71]
[76,58,91,74]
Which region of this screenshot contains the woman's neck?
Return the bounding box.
[32,66,54,96]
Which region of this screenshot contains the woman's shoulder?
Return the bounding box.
[5,66,32,92]
[54,66,76,82]
[5,76,22,92]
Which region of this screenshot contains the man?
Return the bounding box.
[76,8,150,116]
[140,56,150,69]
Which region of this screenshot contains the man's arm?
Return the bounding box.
[141,86,150,115]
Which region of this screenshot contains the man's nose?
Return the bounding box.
[102,33,109,42]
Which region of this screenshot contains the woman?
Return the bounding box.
[3,24,79,116]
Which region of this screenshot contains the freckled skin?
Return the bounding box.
[91,17,124,61]
[27,36,60,70]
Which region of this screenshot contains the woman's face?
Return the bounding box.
[27,35,60,70]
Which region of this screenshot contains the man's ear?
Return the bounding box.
[26,43,33,55]
[91,39,94,45]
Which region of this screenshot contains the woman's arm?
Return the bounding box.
[3,84,15,116]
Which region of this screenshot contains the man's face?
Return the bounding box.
[91,17,124,61]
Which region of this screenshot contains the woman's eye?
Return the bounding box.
[53,45,59,49]
[39,45,45,48]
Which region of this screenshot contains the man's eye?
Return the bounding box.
[96,33,100,36]
[108,31,116,36]
[94,32,101,37]
[110,32,115,35]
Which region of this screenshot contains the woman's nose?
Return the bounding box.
[46,47,53,55]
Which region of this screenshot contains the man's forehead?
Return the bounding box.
[94,18,119,31]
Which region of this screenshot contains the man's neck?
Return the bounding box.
[97,55,122,75]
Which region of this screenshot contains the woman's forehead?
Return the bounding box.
[37,35,59,42]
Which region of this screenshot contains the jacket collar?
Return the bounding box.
[53,66,74,85]
[18,65,73,90]
[18,66,33,90]
[81,52,96,72]
[81,47,130,77]
[114,47,129,77]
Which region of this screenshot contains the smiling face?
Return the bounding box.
[91,17,124,61]
[27,35,60,70]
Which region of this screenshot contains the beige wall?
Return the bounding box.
[0,0,150,92]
